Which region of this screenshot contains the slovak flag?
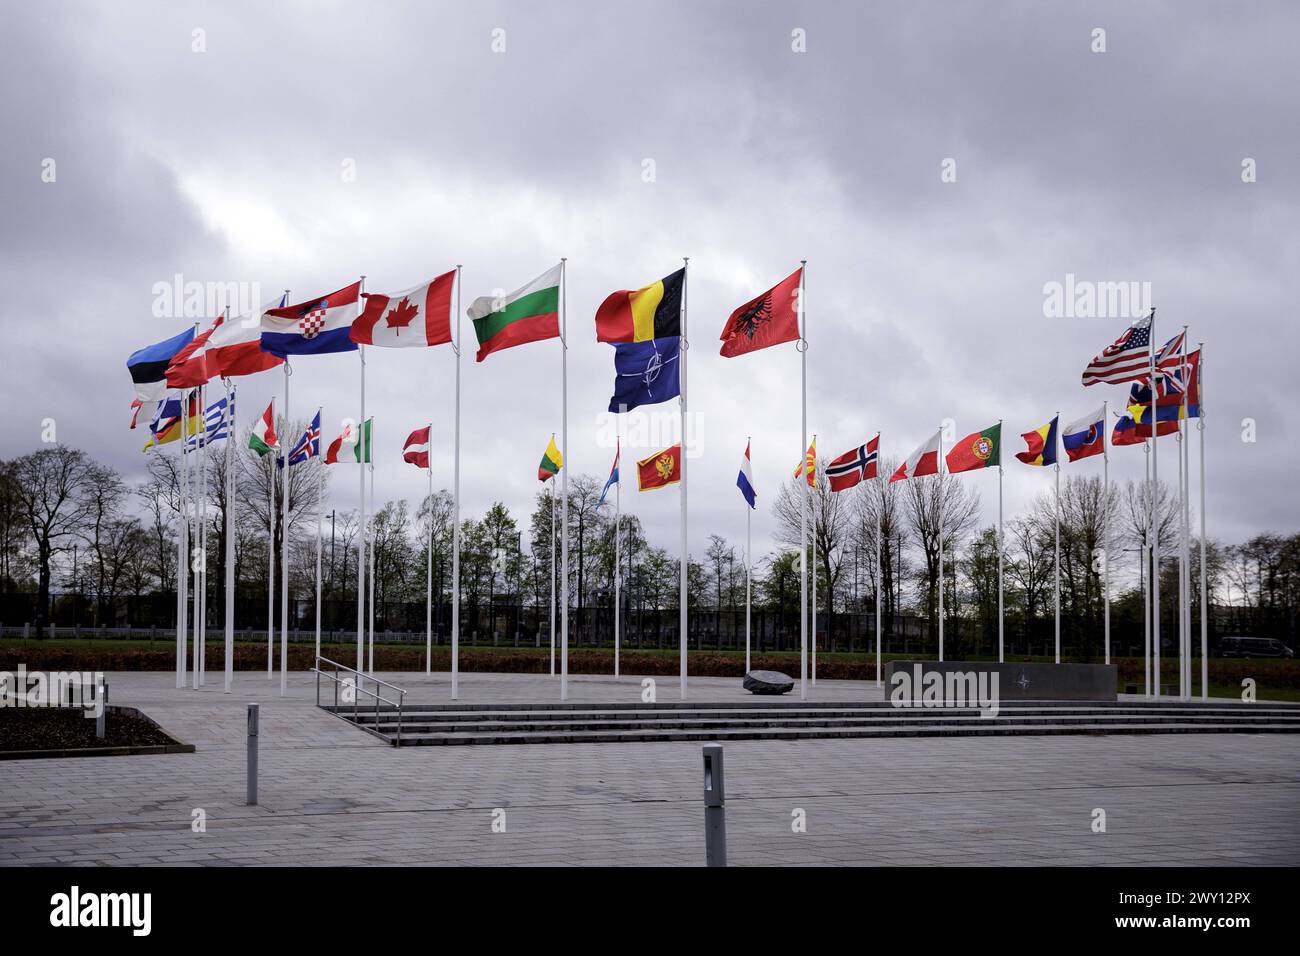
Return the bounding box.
[597,439,620,507]
[1062,406,1106,462]
[736,441,756,509]
[260,282,362,357]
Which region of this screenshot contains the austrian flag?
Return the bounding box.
[352,271,456,348]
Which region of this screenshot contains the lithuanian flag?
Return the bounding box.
[538,436,563,482]
[595,269,684,343]
[1015,416,1059,467]
[469,264,562,362]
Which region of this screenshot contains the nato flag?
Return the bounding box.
[607,336,681,413]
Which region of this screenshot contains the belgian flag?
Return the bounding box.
[595,269,684,343]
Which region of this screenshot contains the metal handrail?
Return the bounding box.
[313,656,407,746]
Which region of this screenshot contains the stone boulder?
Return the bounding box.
[743,670,795,695]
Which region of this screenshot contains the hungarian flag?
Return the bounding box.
[538,436,563,482]
[248,400,277,456]
[719,268,802,358]
[1015,416,1059,467]
[260,282,362,357]
[1062,407,1105,462]
[945,423,1001,474]
[207,295,286,378]
[352,271,455,348]
[403,425,431,469]
[792,438,817,487]
[889,430,941,483]
[637,444,682,491]
[165,318,220,388]
[827,436,879,492]
[127,326,194,403]
[469,264,562,362]
[595,269,683,343]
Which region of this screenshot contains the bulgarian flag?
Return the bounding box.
[468,264,562,362]
[945,422,1001,474]
[538,436,563,482]
[889,430,942,483]
[249,400,277,456]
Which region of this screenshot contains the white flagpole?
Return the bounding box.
[798,260,808,701]
[1143,440,1152,697]
[452,266,462,700]
[812,434,818,686]
[357,278,367,676]
[938,425,945,662]
[1149,308,1161,697]
[1181,328,1192,699]
[678,256,690,701]
[177,392,188,689]
[193,388,202,690]
[267,400,275,680]
[1103,401,1111,666]
[614,434,621,679]
[1197,343,1208,699]
[280,362,291,697]
[561,258,571,702]
[549,470,556,676]
[224,380,235,693]
[199,385,208,686]
[745,436,752,675]
[315,418,324,665]
[1053,412,1061,664]
[426,422,433,674]
[998,421,1005,664]
[368,459,376,675]
[1177,388,1187,698]
[875,433,883,687]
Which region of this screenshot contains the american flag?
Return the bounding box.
[1081,314,1154,386]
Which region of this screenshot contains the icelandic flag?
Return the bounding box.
[1062,405,1105,462]
[608,336,681,412]
[597,440,620,507]
[736,441,757,509]
[260,282,362,357]
[283,409,322,467]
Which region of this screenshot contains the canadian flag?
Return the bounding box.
[889,430,942,483]
[403,425,431,469]
[351,271,455,348]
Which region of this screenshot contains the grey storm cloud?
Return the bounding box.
[1,0,1295,573]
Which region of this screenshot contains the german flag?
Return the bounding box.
[637,444,682,491]
[595,269,684,343]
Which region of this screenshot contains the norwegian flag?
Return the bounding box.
[827,435,880,492]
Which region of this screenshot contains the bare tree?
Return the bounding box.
[12,446,93,636]
[902,472,981,641]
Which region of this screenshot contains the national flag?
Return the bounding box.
[249,400,277,456]
[324,424,354,464]
[468,264,562,362]
[595,269,684,343]
[538,436,563,482]
[184,390,237,450]
[1111,408,1178,445]
[206,294,287,378]
[597,440,620,507]
[736,441,756,509]
[827,435,880,492]
[165,318,220,388]
[285,410,321,466]
[352,271,456,348]
[143,392,199,452]
[607,337,681,412]
[793,438,817,487]
[1015,416,1059,467]
[719,268,803,358]
[1062,406,1106,462]
[129,398,143,430]
[1081,313,1154,386]
[403,424,431,469]
[127,327,195,403]
[260,282,362,357]
[945,423,1001,474]
[637,444,682,491]
[889,430,941,483]
[351,418,373,464]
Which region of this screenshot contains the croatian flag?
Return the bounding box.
[736,441,756,509]
[260,282,362,357]
[1062,405,1106,462]
[598,439,620,507]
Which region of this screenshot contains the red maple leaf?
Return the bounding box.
[384,297,419,334]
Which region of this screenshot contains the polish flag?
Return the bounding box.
[403,425,431,469]
[889,430,942,483]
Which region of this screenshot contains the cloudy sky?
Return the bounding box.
[2,0,1296,573]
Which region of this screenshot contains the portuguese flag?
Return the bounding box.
[945,422,1001,473]
[538,436,563,482]
[595,268,684,343]
[468,264,562,362]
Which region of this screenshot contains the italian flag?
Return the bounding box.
[249,400,277,456]
[945,422,1001,474]
[468,264,562,362]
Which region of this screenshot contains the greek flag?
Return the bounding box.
[184,389,235,450]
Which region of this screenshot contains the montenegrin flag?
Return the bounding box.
[595,269,683,343]
[889,430,941,483]
[945,423,1001,474]
[637,444,682,491]
[1015,416,1059,467]
[468,264,562,362]
[260,282,362,357]
[352,271,455,348]
[538,436,563,482]
[207,294,287,378]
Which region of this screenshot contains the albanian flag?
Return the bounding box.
[719,268,803,357]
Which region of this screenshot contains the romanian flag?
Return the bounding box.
[793,438,817,486]
[1015,416,1059,467]
[637,444,682,491]
[595,269,684,343]
[538,436,563,482]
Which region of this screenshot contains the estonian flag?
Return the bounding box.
[127,326,195,403]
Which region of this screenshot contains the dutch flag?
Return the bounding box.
[736,441,757,509]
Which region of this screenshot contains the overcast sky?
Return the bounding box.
[2,0,1296,574]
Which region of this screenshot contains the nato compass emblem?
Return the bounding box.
[616,340,679,400]
[1017,672,1031,691]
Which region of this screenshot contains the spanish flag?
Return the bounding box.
[637,443,682,491]
[793,437,817,486]
[1015,416,1059,467]
[595,269,684,343]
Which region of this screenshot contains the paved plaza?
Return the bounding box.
[1,671,1297,866]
